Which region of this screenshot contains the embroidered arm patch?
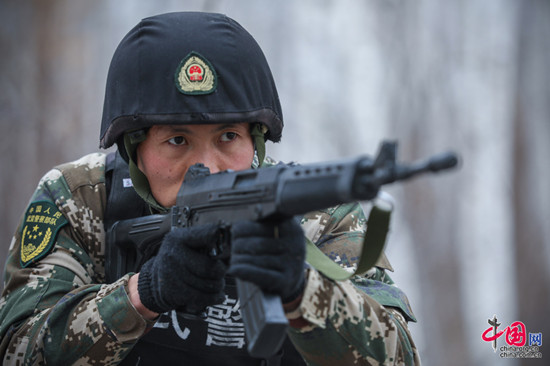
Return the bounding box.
[20,201,68,268]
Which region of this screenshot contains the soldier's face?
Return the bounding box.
[137,123,255,207]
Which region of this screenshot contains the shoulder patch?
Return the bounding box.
[20,201,68,268]
[175,51,217,95]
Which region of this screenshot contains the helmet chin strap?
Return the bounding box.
[123,123,268,212]
[124,131,167,212]
[250,123,268,167]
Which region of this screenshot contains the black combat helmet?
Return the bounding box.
[99,12,283,156]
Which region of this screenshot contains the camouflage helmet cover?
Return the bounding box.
[99,12,283,149]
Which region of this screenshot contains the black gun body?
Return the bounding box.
[176,157,366,227]
[107,141,458,359]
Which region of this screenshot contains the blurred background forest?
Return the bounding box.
[1,1,549,365]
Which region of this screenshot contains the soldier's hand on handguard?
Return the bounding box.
[137,224,228,314]
[229,218,306,303]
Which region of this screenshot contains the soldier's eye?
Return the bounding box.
[168,136,186,145]
[220,132,237,142]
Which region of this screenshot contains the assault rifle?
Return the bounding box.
[107,141,458,358]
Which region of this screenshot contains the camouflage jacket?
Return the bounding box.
[0,153,420,365]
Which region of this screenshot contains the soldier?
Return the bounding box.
[0,12,420,365]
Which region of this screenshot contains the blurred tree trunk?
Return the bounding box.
[513,1,550,365]
[0,1,52,275]
[0,0,110,286]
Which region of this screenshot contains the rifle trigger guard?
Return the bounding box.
[209,223,231,260]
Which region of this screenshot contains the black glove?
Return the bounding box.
[228,218,306,303]
[138,224,228,314]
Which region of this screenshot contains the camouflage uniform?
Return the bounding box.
[0,153,421,365]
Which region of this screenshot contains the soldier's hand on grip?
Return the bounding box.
[229,218,306,303]
[138,224,228,314]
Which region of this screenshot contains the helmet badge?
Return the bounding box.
[175,51,217,95]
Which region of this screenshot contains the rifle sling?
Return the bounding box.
[305,205,391,281]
